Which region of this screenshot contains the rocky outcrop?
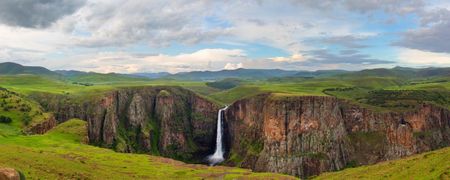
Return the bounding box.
[0,167,20,180]
[24,115,57,134]
[32,87,219,162]
[224,94,450,178]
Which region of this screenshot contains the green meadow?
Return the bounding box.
[0,119,295,179]
[1,73,449,109]
[314,146,450,180]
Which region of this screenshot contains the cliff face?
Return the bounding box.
[24,115,57,134]
[224,94,450,178]
[33,87,219,162]
[32,88,450,177]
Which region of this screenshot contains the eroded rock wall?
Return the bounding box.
[33,87,219,162]
[224,94,450,178]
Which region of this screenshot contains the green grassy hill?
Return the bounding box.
[0,88,53,137]
[314,147,450,179]
[0,119,295,179]
[0,62,60,77]
[64,72,150,83]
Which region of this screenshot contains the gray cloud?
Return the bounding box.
[291,0,425,15]
[63,0,228,47]
[319,35,370,48]
[304,49,393,65]
[340,49,359,55]
[344,0,424,14]
[394,8,450,53]
[0,0,85,28]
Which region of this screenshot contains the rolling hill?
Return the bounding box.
[130,72,171,79]
[0,62,60,77]
[340,66,450,79]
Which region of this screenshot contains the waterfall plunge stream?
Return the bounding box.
[207,106,228,165]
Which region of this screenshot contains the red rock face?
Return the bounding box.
[224,94,450,178]
[25,115,57,134]
[36,87,219,162]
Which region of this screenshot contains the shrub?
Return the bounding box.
[0,115,12,123]
[158,90,171,97]
[23,114,32,125]
[206,78,242,90]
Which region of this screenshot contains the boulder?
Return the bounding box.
[0,167,20,180]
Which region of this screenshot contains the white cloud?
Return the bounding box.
[397,48,450,66]
[0,25,69,52]
[52,48,248,73]
[224,62,243,70]
[270,53,306,62]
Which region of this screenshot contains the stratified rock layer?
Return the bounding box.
[224,94,450,178]
[33,87,219,162]
[24,115,57,134]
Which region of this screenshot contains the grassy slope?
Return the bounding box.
[0,89,52,137]
[314,147,450,180]
[0,75,217,97]
[0,119,295,180]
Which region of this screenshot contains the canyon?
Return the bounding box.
[30,87,450,178]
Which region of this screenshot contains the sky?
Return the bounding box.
[0,0,449,73]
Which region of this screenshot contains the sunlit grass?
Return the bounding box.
[314,147,450,180]
[0,119,296,179]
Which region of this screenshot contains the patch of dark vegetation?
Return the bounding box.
[409,79,448,85]
[206,78,242,90]
[72,82,94,86]
[23,114,32,126]
[0,115,12,124]
[364,90,449,108]
[413,131,434,139]
[345,160,358,168]
[325,88,450,110]
[323,87,356,92]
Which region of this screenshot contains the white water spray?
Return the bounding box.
[208,106,228,165]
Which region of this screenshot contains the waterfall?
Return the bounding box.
[207,106,228,165]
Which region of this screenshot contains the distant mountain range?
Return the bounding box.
[1,62,449,81]
[165,68,300,80]
[129,72,171,79]
[341,66,450,78]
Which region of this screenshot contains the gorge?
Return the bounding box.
[30,87,450,178]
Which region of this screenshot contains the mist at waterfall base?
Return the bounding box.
[207,106,228,166]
